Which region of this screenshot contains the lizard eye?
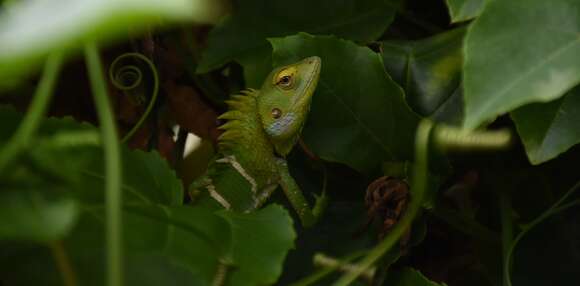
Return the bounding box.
[276,75,293,89]
[271,108,282,119]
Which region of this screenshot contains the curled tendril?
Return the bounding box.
[108,52,159,143]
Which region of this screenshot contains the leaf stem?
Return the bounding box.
[212,259,229,286]
[85,41,123,286]
[504,179,580,286]
[290,251,367,286]
[434,125,512,151]
[107,53,160,143]
[314,253,375,282]
[49,241,77,286]
[333,119,434,285]
[428,207,500,244]
[0,52,63,172]
[499,192,513,286]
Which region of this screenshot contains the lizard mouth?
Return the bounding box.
[294,56,321,107]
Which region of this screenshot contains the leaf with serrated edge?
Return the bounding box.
[197,0,400,82]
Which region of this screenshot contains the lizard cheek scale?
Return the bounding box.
[265,112,296,137]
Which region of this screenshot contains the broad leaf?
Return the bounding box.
[0,191,79,242]
[0,108,297,285]
[0,108,97,242]
[80,148,184,205]
[271,33,420,174]
[218,205,296,286]
[197,0,400,86]
[381,28,465,124]
[511,85,580,165]
[445,0,484,23]
[0,0,221,84]
[0,205,231,286]
[0,204,296,286]
[463,0,580,130]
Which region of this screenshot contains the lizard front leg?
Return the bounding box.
[275,159,327,227]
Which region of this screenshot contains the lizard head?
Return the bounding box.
[257,56,321,156]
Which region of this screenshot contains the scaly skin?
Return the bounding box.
[189,57,326,227]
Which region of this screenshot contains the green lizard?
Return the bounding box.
[189,56,326,227]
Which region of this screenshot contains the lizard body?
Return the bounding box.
[190,57,325,227]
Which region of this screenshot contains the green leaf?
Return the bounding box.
[383,267,446,286]
[0,204,231,285]
[0,0,223,83]
[0,108,97,242]
[0,108,296,285]
[0,191,79,242]
[463,0,580,130]
[218,204,296,286]
[69,205,229,285]
[445,0,484,23]
[1,107,182,206]
[511,86,580,165]
[0,107,183,243]
[0,205,297,286]
[270,33,420,174]
[79,148,184,206]
[511,85,580,165]
[381,28,465,124]
[122,205,230,283]
[197,0,400,85]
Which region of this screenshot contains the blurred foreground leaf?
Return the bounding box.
[0,107,296,285]
[0,107,98,242]
[0,191,78,242]
[0,0,226,85]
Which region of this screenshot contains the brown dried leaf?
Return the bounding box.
[166,83,220,143]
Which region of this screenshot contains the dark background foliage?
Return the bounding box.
[0,0,579,285]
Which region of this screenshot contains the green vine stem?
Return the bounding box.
[504,180,580,286]
[334,119,434,285]
[499,192,513,286]
[428,207,500,244]
[211,258,231,286]
[434,125,512,151]
[290,251,367,286]
[50,241,77,286]
[108,52,160,143]
[0,51,63,173]
[314,253,376,283]
[85,42,123,286]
